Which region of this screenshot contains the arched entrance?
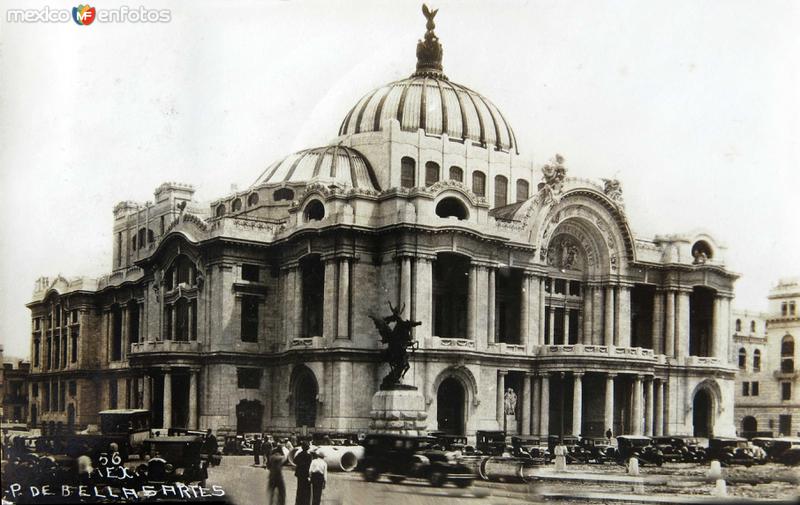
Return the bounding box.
[692,389,713,437]
[437,377,466,435]
[741,416,757,434]
[236,399,263,434]
[294,367,318,428]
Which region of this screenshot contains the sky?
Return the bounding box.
[0,0,798,358]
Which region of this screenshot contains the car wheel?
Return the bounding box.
[388,475,405,484]
[363,466,381,482]
[429,470,447,487]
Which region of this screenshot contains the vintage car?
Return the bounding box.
[576,437,615,464]
[613,436,663,466]
[140,435,210,485]
[98,409,151,460]
[361,434,475,487]
[653,436,707,463]
[510,436,550,463]
[475,430,508,456]
[761,437,800,464]
[707,437,764,466]
[167,428,223,466]
[428,432,469,453]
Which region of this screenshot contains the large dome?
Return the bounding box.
[338,76,518,153]
[337,5,517,154]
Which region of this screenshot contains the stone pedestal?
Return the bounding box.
[369,386,428,436]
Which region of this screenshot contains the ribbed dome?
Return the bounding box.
[338,76,518,153]
[253,145,381,191]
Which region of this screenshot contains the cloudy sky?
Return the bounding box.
[1,0,798,358]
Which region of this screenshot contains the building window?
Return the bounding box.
[791,301,797,316]
[750,320,756,333]
[751,381,759,396]
[738,348,747,369]
[781,382,792,401]
[494,175,508,207]
[435,197,468,220]
[160,215,165,235]
[425,161,440,186]
[34,339,40,367]
[554,279,567,295]
[742,382,749,396]
[300,256,324,337]
[32,384,38,397]
[116,232,122,267]
[242,264,260,282]
[248,192,260,206]
[174,298,190,341]
[237,368,262,389]
[516,179,529,202]
[781,335,795,373]
[240,295,260,342]
[782,302,788,316]
[753,350,761,371]
[216,204,226,217]
[735,319,742,332]
[111,305,122,361]
[400,157,416,188]
[231,198,243,212]
[304,200,325,221]
[449,166,463,182]
[274,188,294,202]
[472,171,486,197]
[432,253,469,339]
[779,415,792,436]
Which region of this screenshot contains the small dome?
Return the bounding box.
[253,145,381,191]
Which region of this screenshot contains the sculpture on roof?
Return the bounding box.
[538,154,567,205]
[369,301,421,389]
[416,4,444,75]
[602,178,625,209]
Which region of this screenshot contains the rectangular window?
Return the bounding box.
[568,280,581,296]
[34,339,40,367]
[72,310,78,323]
[544,278,552,293]
[242,264,260,282]
[32,384,39,397]
[34,318,41,330]
[109,380,118,409]
[237,368,262,389]
[554,279,566,295]
[59,382,66,411]
[751,381,759,396]
[782,302,788,316]
[43,383,50,411]
[160,215,165,235]
[240,295,260,342]
[791,302,797,316]
[742,382,749,396]
[71,331,78,363]
[69,381,77,397]
[781,382,792,401]
[779,415,792,436]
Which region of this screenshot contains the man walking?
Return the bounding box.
[293,441,312,505]
[267,447,286,505]
[309,451,327,505]
[253,436,263,466]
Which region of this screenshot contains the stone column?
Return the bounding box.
[665,290,676,357]
[538,279,546,345]
[293,268,303,339]
[189,369,198,429]
[711,296,723,359]
[399,257,412,314]
[540,373,550,436]
[617,286,631,348]
[496,370,507,427]
[337,258,351,338]
[563,308,570,345]
[162,370,172,429]
[652,290,664,354]
[592,286,603,345]
[582,286,593,344]
[170,306,177,340]
[656,380,666,436]
[121,307,128,359]
[604,373,615,435]
[676,290,691,358]
[487,267,496,345]
[604,286,615,346]
[520,274,531,348]
[413,257,433,343]
[467,264,478,340]
[522,374,532,435]
[572,372,583,436]
[645,378,654,436]
[548,307,555,345]
[142,375,151,410]
[531,375,541,434]
[632,375,643,436]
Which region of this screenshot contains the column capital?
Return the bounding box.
[498,370,508,377]
[573,371,585,379]
[606,372,617,379]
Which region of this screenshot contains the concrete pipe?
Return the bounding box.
[314,445,365,472]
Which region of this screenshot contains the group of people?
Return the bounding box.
[264,441,328,505]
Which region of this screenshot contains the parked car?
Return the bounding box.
[429,432,469,453]
[98,409,151,460]
[577,437,615,464]
[761,437,800,464]
[614,436,663,466]
[653,436,707,463]
[361,434,475,487]
[707,437,763,467]
[475,430,507,456]
[546,435,582,464]
[510,436,550,463]
[140,435,210,486]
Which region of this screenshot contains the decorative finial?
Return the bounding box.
[414,4,446,78]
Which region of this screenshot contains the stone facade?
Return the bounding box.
[734,278,800,437]
[25,8,739,440]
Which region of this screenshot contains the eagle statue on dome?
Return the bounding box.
[422,4,438,30]
[416,4,444,75]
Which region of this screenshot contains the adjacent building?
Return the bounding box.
[734,278,799,437]
[0,345,30,424]
[25,8,739,440]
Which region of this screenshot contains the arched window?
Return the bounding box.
[148,229,155,244]
[781,335,795,373]
[449,166,463,182]
[215,204,226,218]
[494,175,508,207]
[231,198,242,212]
[738,348,747,370]
[753,349,761,371]
[131,235,137,251]
[516,179,529,202]
[247,192,260,206]
[304,200,325,221]
[750,320,756,333]
[735,319,742,332]
[274,188,294,202]
[472,171,486,197]
[435,197,468,220]
[165,255,198,291]
[425,161,440,186]
[400,157,416,188]
[174,298,190,341]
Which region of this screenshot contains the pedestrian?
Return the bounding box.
[605,428,613,441]
[309,451,327,505]
[253,436,263,466]
[293,441,312,505]
[262,434,273,466]
[267,447,287,505]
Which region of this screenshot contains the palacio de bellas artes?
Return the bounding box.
[21,8,744,444]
